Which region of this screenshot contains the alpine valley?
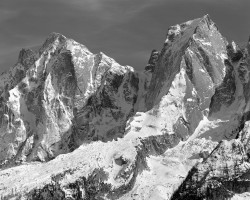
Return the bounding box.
[1,15,250,200]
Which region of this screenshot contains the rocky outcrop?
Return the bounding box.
[145,49,160,72]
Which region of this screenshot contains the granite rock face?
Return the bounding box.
[1,15,250,200]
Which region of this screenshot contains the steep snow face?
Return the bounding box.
[0,126,180,199]
[0,33,145,165]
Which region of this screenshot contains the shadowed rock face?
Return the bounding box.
[1,15,250,200]
[145,49,160,72]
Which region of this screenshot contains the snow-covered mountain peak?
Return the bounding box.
[146,15,227,111]
[38,32,66,54]
[165,14,217,45]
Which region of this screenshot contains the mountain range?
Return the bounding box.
[0,14,250,200]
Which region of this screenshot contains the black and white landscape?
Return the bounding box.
[0,13,250,199]
[0,0,250,200]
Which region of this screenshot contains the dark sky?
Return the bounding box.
[1,0,250,72]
